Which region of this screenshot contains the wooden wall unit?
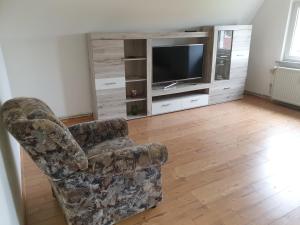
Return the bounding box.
[88,26,252,120]
[201,25,252,105]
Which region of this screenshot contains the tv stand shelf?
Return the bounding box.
[152,82,211,97]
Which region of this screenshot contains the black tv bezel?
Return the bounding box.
[152,44,205,84]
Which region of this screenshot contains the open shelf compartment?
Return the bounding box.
[126,100,147,120]
[152,79,211,97]
[124,39,147,59]
[125,60,147,81]
[126,82,147,100]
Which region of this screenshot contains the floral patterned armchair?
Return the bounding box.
[1,97,168,225]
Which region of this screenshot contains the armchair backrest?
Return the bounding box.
[1,97,88,180]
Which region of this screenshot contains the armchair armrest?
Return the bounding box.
[87,143,168,176]
[68,118,128,149]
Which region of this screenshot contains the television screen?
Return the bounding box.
[153,44,204,83]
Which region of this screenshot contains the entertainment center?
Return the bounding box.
[87,25,252,120]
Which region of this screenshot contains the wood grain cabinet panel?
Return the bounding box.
[209,92,244,105]
[96,88,127,119]
[94,59,125,79]
[230,51,250,80]
[232,30,252,51]
[89,39,127,120]
[91,40,124,61]
[230,29,251,79]
[210,81,245,105]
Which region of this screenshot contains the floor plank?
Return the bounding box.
[23,96,300,225]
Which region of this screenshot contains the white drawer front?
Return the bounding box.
[152,100,180,115]
[181,94,209,109]
[95,77,125,90]
[152,94,209,115]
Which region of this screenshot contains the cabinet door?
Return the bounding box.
[210,28,252,105]
[91,40,126,120]
[230,30,251,80]
[91,40,124,61]
[96,88,127,120]
[94,59,125,79]
[232,30,252,51]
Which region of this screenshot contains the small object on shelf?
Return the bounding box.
[163,82,177,90]
[131,105,139,115]
[131,89,138,98]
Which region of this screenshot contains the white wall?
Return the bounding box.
[1,35,92,118]
[246,0,292,96]
[0,0,264,38]
[0,46,24,225]
[0,0,265,117]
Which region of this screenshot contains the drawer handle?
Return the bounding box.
[224,87,231,90]
[161,104,171,107]
[236,54,245,57]
[104,82,117,86]
[191,99,199,102]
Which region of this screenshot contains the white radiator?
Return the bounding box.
[272,67,300,106]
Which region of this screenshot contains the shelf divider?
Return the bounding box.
[126,97,147,103]
[124,57,147,61]
[127,114,147,120]
[126,78,147,83]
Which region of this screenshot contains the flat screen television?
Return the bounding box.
[153,44,204,83]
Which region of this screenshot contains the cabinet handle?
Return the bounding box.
[105,82,117,86]
[224,87,231,90]
[161,104,171,107]
[191,99,199,102]
[236,54,245,57]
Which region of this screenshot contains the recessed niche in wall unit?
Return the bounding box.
[152,37,211,85]
[124,39,147,59]
[126,100,147,120]
[125,60,147,81]
[126,82,147,101]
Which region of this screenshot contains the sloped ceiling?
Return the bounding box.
[0,0,264,38]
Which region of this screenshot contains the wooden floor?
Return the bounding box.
[23,96,300,225]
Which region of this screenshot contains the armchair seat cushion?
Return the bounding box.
[86,137,135,158]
